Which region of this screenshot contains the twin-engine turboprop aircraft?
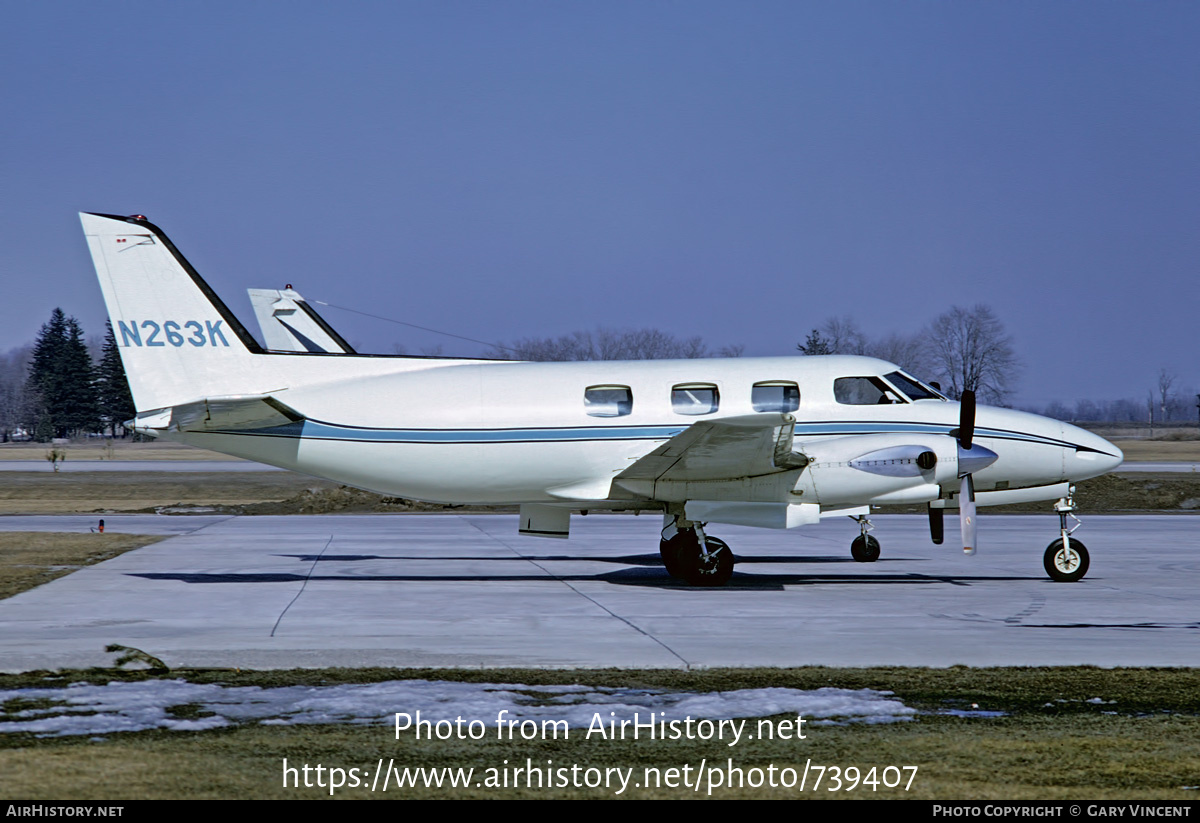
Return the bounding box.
[81,212,1123,586]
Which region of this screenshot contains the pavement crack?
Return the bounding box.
[463,517,692,669]
[270,534,334,637]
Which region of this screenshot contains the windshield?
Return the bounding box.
[884,371,945,401]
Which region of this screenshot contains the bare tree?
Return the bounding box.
[799,318,930,375]
[0,345,34,441]
[486,328,722,362]
[818,316,868,355]
[1157,368,1176,422]
[868,331,930,377]
[924,305,1020,404]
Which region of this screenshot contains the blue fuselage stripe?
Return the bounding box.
[205,420,1079,450]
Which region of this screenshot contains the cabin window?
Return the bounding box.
[672,383,719,415]
[834,376,904,405]
[584,385,633,417]
[752,382,800,412]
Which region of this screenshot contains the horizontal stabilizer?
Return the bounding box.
[133,395,303,434]
[248,288,356,354]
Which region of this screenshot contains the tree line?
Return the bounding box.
[795,304,1019,404]
[0,309,134,442]
[1,304,1191,440]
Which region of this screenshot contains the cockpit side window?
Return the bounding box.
[752,381,800,412]
[584,385,633,417]
[884,371,945,401]
[672,383,719,415]
[834,376,904,405]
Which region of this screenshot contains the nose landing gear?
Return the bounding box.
[1044,489,1089,582]
[850,515,881,562]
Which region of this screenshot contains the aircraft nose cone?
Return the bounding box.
[1062,423,1123,481]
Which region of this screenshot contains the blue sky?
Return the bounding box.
[1,2,1196,405]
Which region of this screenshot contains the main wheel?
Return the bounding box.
[850,534,881,562]
[1044,538,1089,582]
[659,532,695,579]
[681,536,734,587]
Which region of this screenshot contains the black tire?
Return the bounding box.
[682,536,734,587]
[1044,538,1089,582]
[851,534,881,563]
[659,533,693,579]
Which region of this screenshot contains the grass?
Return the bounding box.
[1114,439,1200,462]
[0,532,164,600]
[1,666,1198,799]
[0,440,235,461]
[0,472,342,514]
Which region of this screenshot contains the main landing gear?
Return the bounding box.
[850,515,880,562]
[660,519,734,586]
[1044,491,1089,582]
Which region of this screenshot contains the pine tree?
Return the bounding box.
[96,321,136,436]
[25,309,100,440]
[796,329,833,356]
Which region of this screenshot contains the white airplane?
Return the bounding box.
[81,212,1123,586]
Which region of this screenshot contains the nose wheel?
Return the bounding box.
[1044,538,1089,582]
[1044,490,1089,582]
[850,516,881,562]
[851,534,881,562]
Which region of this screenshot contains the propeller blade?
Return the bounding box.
[958,389,976,450]
[960,474,977,555]
[928,504,944,545]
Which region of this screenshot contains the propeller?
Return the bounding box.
[928,504,944,545]
[953,389,996,555]
[958,390,977,554]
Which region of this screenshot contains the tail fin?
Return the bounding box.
[81,212,263,412]
[247,287,356,354]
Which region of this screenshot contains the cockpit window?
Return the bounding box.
[834,376,904,405]
[672,383,719,415]
[752,382,800,412]
[884,371,945,401]
[584,385,633,417]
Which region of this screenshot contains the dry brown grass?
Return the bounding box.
[0,440,234,461]
[1116,439,1200,462]
[0,532,164,599]
[0,472,341,514]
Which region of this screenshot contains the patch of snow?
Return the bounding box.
[0,679,916,738]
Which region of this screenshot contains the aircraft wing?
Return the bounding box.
[132,395,304,434]
[617,413,807,483]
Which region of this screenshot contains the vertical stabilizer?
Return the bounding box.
[81,212,263,412]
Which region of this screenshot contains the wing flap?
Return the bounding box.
[617,413,806,483]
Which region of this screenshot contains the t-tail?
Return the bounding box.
[81,212,266,413]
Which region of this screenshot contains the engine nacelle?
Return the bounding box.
[796,433,960,507]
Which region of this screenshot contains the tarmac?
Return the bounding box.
[0,512,1196,672]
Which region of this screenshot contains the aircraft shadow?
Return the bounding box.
[277,553,922,567]
[131,568,1031,591]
